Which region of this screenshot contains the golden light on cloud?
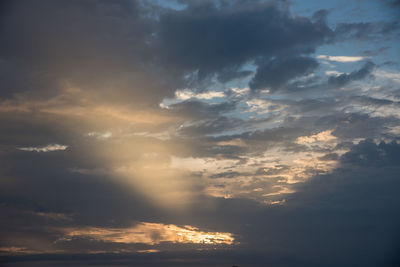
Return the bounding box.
[296,130,337,145]
[0,247,31,254]
[61,222,235,245]
[0,81,349,208]
[217,138,247,147]
[136,249,160,253]
[0,86,178,126]
[171,140,348,203]
[263,186,295,196]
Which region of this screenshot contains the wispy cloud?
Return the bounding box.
[87,131,112,139]
[160,89,226,108]
[325,70,344,76]
[17,144,68,152]
[175,89,225,100]
[317,55,369,62]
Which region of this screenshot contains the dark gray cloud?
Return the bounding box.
[0,148,162,228]
[328,61,375,87]
[209,170,242,178]
[178,116,245,135]
[334,20,400,40]
[340,139,400,167]
[3,140,400,266]
[250,56,319,91]
[0,0,175,104]
[0,0,397,105]
[1,0,393,101]
[168,100,236,120]
[155,0,331,85]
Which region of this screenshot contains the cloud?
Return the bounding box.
[374,69,400,84]
[0,246,37,255]
[156,0,331,84]
[325,70,344,76]
[0,86,177,126]
[17,144,68,152]
[328,61,375,87]
[160,89,226,108]
[317,55,369,62]
[3,140,400,266]
[60,222,235,245]
[87,131,112,140]
[245,99,287,114]
[296,130,337,145]
[175,89,225,100]
[334,21,400,40]
[250,56,319,91]
[216,138,246,147]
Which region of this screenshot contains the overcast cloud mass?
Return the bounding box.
[1,0,400,266]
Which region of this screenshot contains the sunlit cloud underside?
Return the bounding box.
[60,222,235,245]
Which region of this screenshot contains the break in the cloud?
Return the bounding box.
[1,0,400,266]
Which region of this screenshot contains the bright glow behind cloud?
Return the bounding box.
[61,222,235,245]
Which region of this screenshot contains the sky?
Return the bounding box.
[0,0,400,266]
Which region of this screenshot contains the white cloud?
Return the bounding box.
[18,144,68,152]
[175,89,225,100]
[317,55,368,62]
[325,70,344,76]
[246,99,286,114]
[231,87,250,96]
[374,69,400,84]
[159,89,225,108]
[87,131,112,139]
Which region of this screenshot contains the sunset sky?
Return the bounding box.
[1,0,400,266]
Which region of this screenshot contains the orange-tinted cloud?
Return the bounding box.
[61,222,235,245]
